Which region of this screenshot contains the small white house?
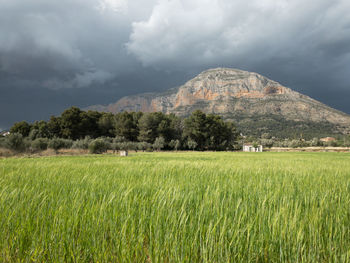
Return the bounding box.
[120,150,128,157]
[243,144,263,152]
[1,131,10,137]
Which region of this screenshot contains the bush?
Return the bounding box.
[260,139,274,148]
[31,138,49,151]
[187,139,198,151]
[113,136,126,143]
[5,133,25,152]
[288,140,302,148]
[62,139,74,149]
[326,140,339,147]
[71,136,92,150]
[153,136,165,151]
[310,138,320,147]
[28,129,40,140]
[48,138,67,152]
[0,137,7,148]
[137,142,152,152]
[88,139,108,154]
[169,139,181,151]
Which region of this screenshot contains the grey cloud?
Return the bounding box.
[1,0,350,129]
[0,0,146,89]
[127,0,350,70]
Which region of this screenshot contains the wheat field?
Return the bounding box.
[1,152,350,262]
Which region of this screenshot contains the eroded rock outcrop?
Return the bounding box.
[87,68,350,134]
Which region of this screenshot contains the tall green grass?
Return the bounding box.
[1,152,350,262]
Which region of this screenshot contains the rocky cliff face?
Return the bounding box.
[88,68,350,135]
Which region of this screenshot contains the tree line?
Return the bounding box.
[7,107,239,151]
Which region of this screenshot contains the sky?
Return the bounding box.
[1,0,350,130]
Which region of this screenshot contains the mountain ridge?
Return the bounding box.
[86,68,350,136]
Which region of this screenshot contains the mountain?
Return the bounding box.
[87,68,350,138]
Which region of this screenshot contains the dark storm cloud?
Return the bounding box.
[0,0,149,88]
[1,0,350,129]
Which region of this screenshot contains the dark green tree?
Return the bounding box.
[47,116,62,138]
[60,107,83,140]
[183,110,238,150]
[183,110,208,150]
[30,120,50,139]
[80,110,102,138]
[138,112,163,143]
[98,112,115,137]
[10,121,31,137]
[114,112,142,141]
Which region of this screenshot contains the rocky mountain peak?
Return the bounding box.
[86,68,350,136]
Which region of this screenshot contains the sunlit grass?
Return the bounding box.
[1,152,350,262]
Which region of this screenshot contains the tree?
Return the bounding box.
[169,139,181,151]
[47,116,62,138]
[30,120,50,139]
[114,112,142,141]
[60,107,83,139]
[10,121,31,137]
[205,114,234,150]
[187,138,198,151]
[98,112,115,137]
[153,136,165,151]
[183,110,208,150]
[183,110,238,151]
[138,112,165,143]
[80,111,102,138]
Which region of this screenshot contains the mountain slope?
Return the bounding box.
[87,68,350,137]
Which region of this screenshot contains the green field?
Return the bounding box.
[1,152,350,262]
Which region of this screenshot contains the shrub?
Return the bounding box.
[71,136,92,150]
[62,139,74,149]
[153,137,165,151]
[145,147,153,152]
[169,139,181,151]
[187,139,198,151]
[0,137,6,148]
[288,140,302,148]
[125,142,138,151]
[28,129,40,140]
[137,142,152,152]
[88,139,108,154]
[48,138,66,152]
[310,138,320,147]
[31,138,49,151]
[260,139,274,148]
[327,140,339,147]
[5,133,25,152]
[113,136,126,143]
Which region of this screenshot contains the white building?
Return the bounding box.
[1,131,10,137]
[243,144,263,152]
[120,150,128,156]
